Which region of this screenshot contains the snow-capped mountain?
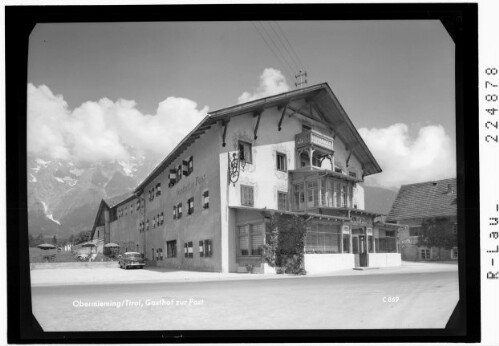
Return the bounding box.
[27,152,160,238]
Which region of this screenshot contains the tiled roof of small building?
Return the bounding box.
[387,178,457,221]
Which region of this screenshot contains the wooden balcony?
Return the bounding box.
[295,130,334,152]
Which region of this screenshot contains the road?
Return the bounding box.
[31,271,458,331]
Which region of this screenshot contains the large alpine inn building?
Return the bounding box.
[91,83,403,274]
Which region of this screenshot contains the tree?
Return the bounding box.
[261,213,308,275]
[52,235,57,245]
[418,217,457,250]
[73,230,92,245]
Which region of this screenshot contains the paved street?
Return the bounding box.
[31,269,458,331]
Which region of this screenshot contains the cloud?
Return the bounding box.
[238,68,290,104]
[27,84,208,163]
[358,123,456,189]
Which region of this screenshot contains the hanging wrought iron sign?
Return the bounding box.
[228,152,246,186]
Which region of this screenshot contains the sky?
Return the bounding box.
[27,20,456,189]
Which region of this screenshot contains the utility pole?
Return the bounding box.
[295,69,308,89]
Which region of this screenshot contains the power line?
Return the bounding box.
[257,22,297,78]
[274,21,307,72]
[250,21,295,82]
[268,22,301,72]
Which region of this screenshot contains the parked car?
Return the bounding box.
[118,252,145,270]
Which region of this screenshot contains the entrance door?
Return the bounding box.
[359,235,368,267]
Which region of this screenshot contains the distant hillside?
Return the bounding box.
[363,185,399,215]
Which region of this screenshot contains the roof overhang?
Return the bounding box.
[135,82,382,192]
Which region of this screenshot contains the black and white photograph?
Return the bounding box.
[5,3,483,342]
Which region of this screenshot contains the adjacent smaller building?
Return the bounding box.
[91,192,141,254]
[387,178,458,261]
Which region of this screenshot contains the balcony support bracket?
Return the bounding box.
[222,119,229,147]
[278,104,288,131]
[253,110,262,140]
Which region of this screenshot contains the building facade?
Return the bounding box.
[91,83,403,273]
[387,178,458,261]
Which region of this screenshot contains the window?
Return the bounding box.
[204,239,213,257]
[238,224,264,256]
[341,185,346,208]
[156,183,161,196]
[187,197,194,215]
[136,199,140,210]
[300,152,310,168]
[349,171,357,178]
[169,169,176,186]
[302,124,312,131]
[409,227,421,237]
[241,185,254,207]
[188,156,194,174]
[305,223,342,254]
[276,152,287,171]
[182,159,189,176]
[420,247,431,260]
[238,141,252,163]
[199,240,204,257]
[183,156,193,176]
[158,248,163,261]
[203,190,209,209]
[343,234,350,253]
[293,183,305,210]
[177,203,182,218]
[173,205,177,220]
[184,242,193,258]
[176,164,182,182]
[146,219,149,231]
[130,204,133,214]
[451,247,458,259]
[307,180,319,208]
[159,212,164,225]
[152,217,156,228]
[278,191,288,210]
[167,240,177,258]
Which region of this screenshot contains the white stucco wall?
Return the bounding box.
[304,253,355,273]
[368,253,402,267]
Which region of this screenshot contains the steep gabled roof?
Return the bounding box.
[387,178,457,221]
[89,192,135,240]
[135,82,382,193]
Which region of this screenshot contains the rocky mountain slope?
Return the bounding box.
[27,153,159,238]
